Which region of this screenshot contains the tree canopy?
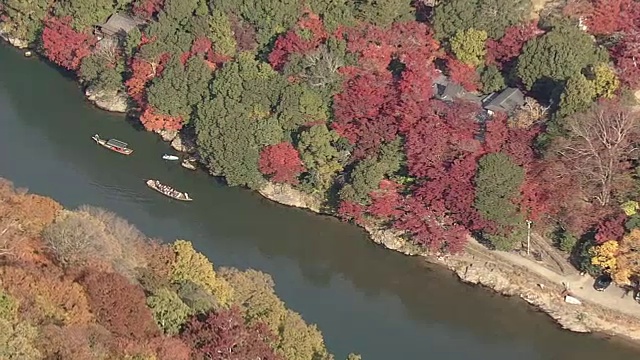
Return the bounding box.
[0,182,353,359]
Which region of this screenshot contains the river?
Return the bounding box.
[1,42,639,360]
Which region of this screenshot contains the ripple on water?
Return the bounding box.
[90,180,151,203]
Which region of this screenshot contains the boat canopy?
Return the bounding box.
[106,139,128,148]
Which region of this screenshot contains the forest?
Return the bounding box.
[1,0,640,286]
[0,179,361,359]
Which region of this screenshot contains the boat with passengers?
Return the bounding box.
[146,179,192,201]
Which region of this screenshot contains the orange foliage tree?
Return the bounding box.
[80,270,159,339]
[0,264,93,326]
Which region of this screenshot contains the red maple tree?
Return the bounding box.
[337,200,366,225]
[586,0,640,36]
[394,196,469,253]
[80,271,159,339]
[445,57,480,92]
[367,180,403,220]
[126,57,156,106]
[132,0,166,19]
[612,31,640,88]
[402,101,481,178]
[485,21,542,68]
[268,10,328,70]
[139,106,184,131]
[332,69,398,157]
[181,307,282,360]
[41,16,96,71]
[595,213,627,244]
[258,142,305,184]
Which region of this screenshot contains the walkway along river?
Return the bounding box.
[1,42,639,360]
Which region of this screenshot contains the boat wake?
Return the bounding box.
[90,181,151,202]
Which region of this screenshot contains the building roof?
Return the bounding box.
[483,88,525,113]
[433,76,482,104]
[99,13,145,36]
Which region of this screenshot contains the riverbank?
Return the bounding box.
[257,183,640,343]
[3,35,640,347]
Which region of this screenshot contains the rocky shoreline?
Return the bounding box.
[4,35,640,346]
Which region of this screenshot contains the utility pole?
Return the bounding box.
[526,220,532,256]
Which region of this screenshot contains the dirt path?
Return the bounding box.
[486,244,640,318]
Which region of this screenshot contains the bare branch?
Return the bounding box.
[556,101,640,206]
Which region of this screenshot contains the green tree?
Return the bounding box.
[79,54,125,93]
[171,240,233,307]
[433,0,531,40]
[176,280,217,314]
[55,0,122,31]
[450,28,487,67]
[146,288,192,335]
[0,0,49,43]
[195,52,285,188]
[142,0,204,56]
[480,65,506,93]
[209,9,237,57]
[346,354,362,360]
[163,0,199,21]
[296,124,344,192]
[216,0,301,46]
[557,73,596,118]
[308,0,356,31]
[340,139,403,204]
[590,63,620,99]
[474,152,525,250]
[147,56,213,121]
[124,27,142,59]
[277,84,329,131]
[553,228,578,252]
[355,0,415,28]
[516,20,608,90]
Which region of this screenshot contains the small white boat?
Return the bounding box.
[162,154,179,161]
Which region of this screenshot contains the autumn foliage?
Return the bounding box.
[445,57,480,92]
[139,106,184,131]
[182,306,282,360]
[132,0,166,19]
[486,22,542,68]
[258,143,305,184]
[269,11,328,70]
[0,182,343,359]
[41,16,95,71]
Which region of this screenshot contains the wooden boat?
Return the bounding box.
[162,154,179,161]
[146,179,192,201]
[181,159,197,171]
[92,134,133,155]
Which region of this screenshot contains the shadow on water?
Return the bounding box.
[2,42,640,360]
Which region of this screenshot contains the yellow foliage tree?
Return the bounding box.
[450,28,488,67]
[0,290,41,359]
[591,63,620,99]
[590,240,618,272]
[170,240,232,307]
[220,268,334,360]
[621,200,639,216]
[612,229,640,285]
